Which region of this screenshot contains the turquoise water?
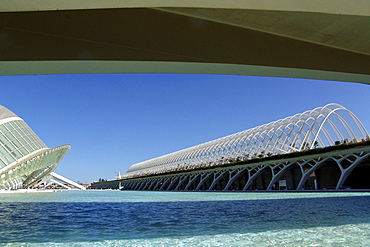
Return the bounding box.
[1,191,370,246]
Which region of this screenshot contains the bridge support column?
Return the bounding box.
[166,177,179,191]
[336,153,370,189]
[195,172,213,191]
[159,177,171,191]
[223,168,247,191]
[243,165,269,190]
[184,174,201,191]
[208,170,228,191]
[267,162,304,190]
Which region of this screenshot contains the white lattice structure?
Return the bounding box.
[124,104,369,179]
[0,105,71,190]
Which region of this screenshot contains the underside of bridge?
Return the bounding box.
[1,1,369,83]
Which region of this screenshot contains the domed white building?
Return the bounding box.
[0,105,71,190]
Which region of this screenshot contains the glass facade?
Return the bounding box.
[0,106,70,190]
[0,120,47,169]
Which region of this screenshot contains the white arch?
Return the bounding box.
[123,104,369,179]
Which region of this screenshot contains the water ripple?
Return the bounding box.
[1,192,370,246]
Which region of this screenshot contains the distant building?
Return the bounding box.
[0,105,70,190]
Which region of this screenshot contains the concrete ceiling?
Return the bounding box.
[0,1,369,83]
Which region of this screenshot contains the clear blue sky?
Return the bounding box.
[0,73,369,183]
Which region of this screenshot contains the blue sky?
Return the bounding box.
[0,73,369,183]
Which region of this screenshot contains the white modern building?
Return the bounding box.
[91,104,370,191]
[0,105,73,190]
[123,103,369,180]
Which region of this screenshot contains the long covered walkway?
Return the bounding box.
[123,104,369,180]
[92,104,370,191]
[118,144,370,192]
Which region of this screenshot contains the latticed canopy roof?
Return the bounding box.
[0,105,70,190]
[124,104,369,179]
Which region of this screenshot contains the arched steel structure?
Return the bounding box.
[91,143,370,191]
[124,104,368,179]
[109,146,370,191]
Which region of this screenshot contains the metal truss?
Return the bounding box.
[117,148,370,191]
[124,104,369,179]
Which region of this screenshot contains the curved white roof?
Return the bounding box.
[0,105,18,121]
[0,105,70,190]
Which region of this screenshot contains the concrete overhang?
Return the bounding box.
[0,1,369,83]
